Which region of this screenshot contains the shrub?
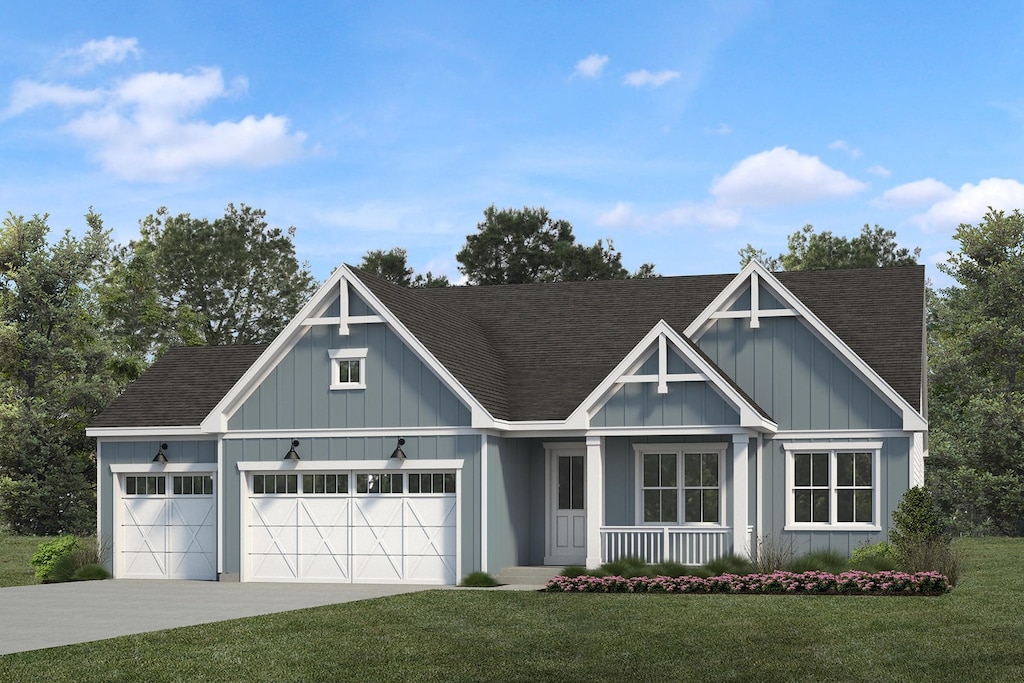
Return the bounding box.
[71,564,112,581]
[788,550,849,574]
[560,565,588,578]
[899,541,964,586]
[890,486,947,551]
[752,534,796,574]
[704,554,754,576]
[851,542,898,571]
[599,556,650,578]
[30,536,81,581]
[460,571,499,587]
[648,561,691,578]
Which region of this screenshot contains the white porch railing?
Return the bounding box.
[601,526,733,566]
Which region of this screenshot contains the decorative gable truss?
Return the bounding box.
[570,320,778,433]
[685,261,927,432]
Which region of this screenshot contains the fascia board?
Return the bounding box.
[199,266,351,433]
[686,261,927,432]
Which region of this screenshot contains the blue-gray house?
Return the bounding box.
[87,261,927,584]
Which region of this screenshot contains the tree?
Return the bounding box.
[739,224,920,271]
[101,204,318,356]
[359,247,451,288]
[927,209,1024,535]
[0,211,118,534]
[456,205,655,284]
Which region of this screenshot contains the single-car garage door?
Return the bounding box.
[246,469,457,584]
[118,473,217,580]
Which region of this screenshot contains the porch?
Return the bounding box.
[601,526,753,566]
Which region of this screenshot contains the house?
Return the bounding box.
[87,261,927,584]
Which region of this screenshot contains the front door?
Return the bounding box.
[545,444,586,565]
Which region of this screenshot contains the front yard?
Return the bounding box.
[0,537,1021,681]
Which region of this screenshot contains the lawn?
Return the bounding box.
[0,530,54,587]
[0,538,1021,682]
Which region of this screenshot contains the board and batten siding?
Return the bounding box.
[96,439,218,573]
[227,322,471,432]
[484,436,544,571]
[220,435,482,578]
[761,436,910,555]
[697,316,901,431]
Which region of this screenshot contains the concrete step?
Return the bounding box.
[495,566,565,585]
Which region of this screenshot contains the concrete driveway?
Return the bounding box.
[0,580,433,655]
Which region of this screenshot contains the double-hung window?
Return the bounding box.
[635,444,726,525]
[783,442,881,531]
[328,348,367,390]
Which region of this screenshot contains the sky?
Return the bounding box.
[3,2,1024,287]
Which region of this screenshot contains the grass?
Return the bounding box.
[0,538,1022,681]
[0,530,55,587]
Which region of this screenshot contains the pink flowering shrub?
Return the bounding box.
[545,570,950,596]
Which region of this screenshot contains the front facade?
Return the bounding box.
[88,262,927,583]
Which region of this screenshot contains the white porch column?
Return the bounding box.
[585,435,605,569]
[732,433,751,559]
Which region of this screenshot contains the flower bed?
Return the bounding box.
[545,570,950,596]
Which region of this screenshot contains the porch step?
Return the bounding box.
[495,565,565,585]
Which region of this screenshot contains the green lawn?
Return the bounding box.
[1,538,1022,682]
[0,531,54,587]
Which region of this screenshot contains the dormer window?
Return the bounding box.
[328,348,367,390]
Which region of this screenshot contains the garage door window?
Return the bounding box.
[173,475,213,495]
[252,474,298,494]
[125,475,165,496]
[408,473,456,494]
[304,473,349,494]
[356,472,402,494]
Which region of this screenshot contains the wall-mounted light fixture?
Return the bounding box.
[153,443,169,463]
[390,437,407,459]
[284,439,301,461]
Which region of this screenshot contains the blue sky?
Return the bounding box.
[3,2,1023,286]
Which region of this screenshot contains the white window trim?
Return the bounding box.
[783,441,883,531]
[328,347,367,390]
[633,443,728,527]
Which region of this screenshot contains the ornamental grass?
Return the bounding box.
[545,569,950,595]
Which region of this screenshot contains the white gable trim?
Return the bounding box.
[200,265,489,433]
[685,261,927,432]
[567,320,777,432]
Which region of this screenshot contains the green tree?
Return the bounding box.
[739,224,920,271]
[101,204,318,358]
[358,247,451,288]
[928,209,1024,535]
[456,205,655,284]
[0,211,117,534]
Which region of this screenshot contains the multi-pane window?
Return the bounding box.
[173,475,213,495]
[252,474,298,494]
[639,447,724,524]
[328,348,367,390]
[336,360,360,386]
[356,472,403,494]
[303,473,349,495]
[125,476,165,496]
[408,472,456,494]
[786,444,879,528]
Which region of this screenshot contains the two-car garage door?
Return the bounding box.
[245,469,457,584]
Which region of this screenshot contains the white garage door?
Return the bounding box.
[118,473,217,580]
[247,470,457,584]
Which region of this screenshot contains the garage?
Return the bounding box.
[243,466,459,584]
[116,471,217,580]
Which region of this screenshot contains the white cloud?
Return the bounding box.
[873,178,955,209]
[707,122,731,135]
[574,54,609,79]
[910,178,1024,233]
[623,69,680,88]
[710,146,868,207]
[867,165,891,177]
[828,139,862,159]
[3,80,103,117]
[5,59,306,181]
[63,36,140,72]
[596,200,740,231]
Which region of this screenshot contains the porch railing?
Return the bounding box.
[600,526,733,566]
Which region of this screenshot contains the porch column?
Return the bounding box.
[585,435,604,569]
[732,433,750,559]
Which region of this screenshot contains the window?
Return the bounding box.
[356,472,403,494]
[408,472,456,494]
[125,476,165,496]
[784,442,881,530]
[252,474,298,494]
[303,473,349,495]
[636,445,725,525]
[173,475,213,495]
[328,348,367,390]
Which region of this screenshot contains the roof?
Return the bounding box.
[90,265,925,429]
[90,345,268,428]
[350,265,925,422]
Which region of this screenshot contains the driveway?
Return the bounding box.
[0,580,432,655]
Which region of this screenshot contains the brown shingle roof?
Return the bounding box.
[90,345,267,427]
